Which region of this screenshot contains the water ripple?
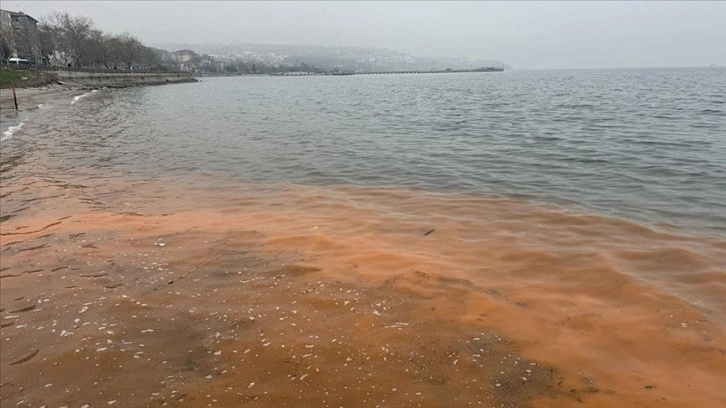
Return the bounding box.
[1,68,725,233]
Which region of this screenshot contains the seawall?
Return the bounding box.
[54,71,197,89]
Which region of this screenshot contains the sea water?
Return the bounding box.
[1,68,725,407]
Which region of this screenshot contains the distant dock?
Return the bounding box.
[354,67,504,75]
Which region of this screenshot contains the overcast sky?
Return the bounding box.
[6,1,725,69]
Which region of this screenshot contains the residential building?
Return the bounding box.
[172,49,198,63]
[8,10,38,28]
[0,9,40,62]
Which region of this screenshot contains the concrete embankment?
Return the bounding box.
[54,70,197,89]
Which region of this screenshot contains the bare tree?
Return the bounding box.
[0,30,15,62]
[37,27,55,64]
[80,28,106,67]
[40,12,96,66]
[27,11,163,69]
[116,32,141,69]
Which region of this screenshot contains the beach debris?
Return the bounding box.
[423,228,435,236]
[9,305,35,313]
[9,349,39,366]
[168,252,228,284]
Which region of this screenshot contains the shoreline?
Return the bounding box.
[0,84,80,111]
[1,170,724,407]
[0,71,196,111]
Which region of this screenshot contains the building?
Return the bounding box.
[7,10,38,28]
[172,49,198,63]
[171,50,200,71]
[0,9,41,62]
[0,9,12,30]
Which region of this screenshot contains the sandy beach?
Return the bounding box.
[0,84,80,111]
[1,171,724,407]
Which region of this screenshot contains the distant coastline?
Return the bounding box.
[267,66,504,77]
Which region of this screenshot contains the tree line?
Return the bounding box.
[1,10,328,74]
[1,11,167,69]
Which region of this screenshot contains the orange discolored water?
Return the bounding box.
[1,170,724,407]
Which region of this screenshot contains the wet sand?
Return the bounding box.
[0,71,195,112]
[1,173,725,407]
[0,85,80,111]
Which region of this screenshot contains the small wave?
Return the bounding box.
[1,120,27,141]
[71,90,97,105]
[699,108,722,115]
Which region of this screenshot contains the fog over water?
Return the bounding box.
[8,1,726,69]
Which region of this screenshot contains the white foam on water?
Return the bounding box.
[71,90,96,105]
[1,119,27,142]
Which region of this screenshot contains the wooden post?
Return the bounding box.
[12,83,18,111]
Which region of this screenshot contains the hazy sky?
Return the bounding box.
[6,1,725,69]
